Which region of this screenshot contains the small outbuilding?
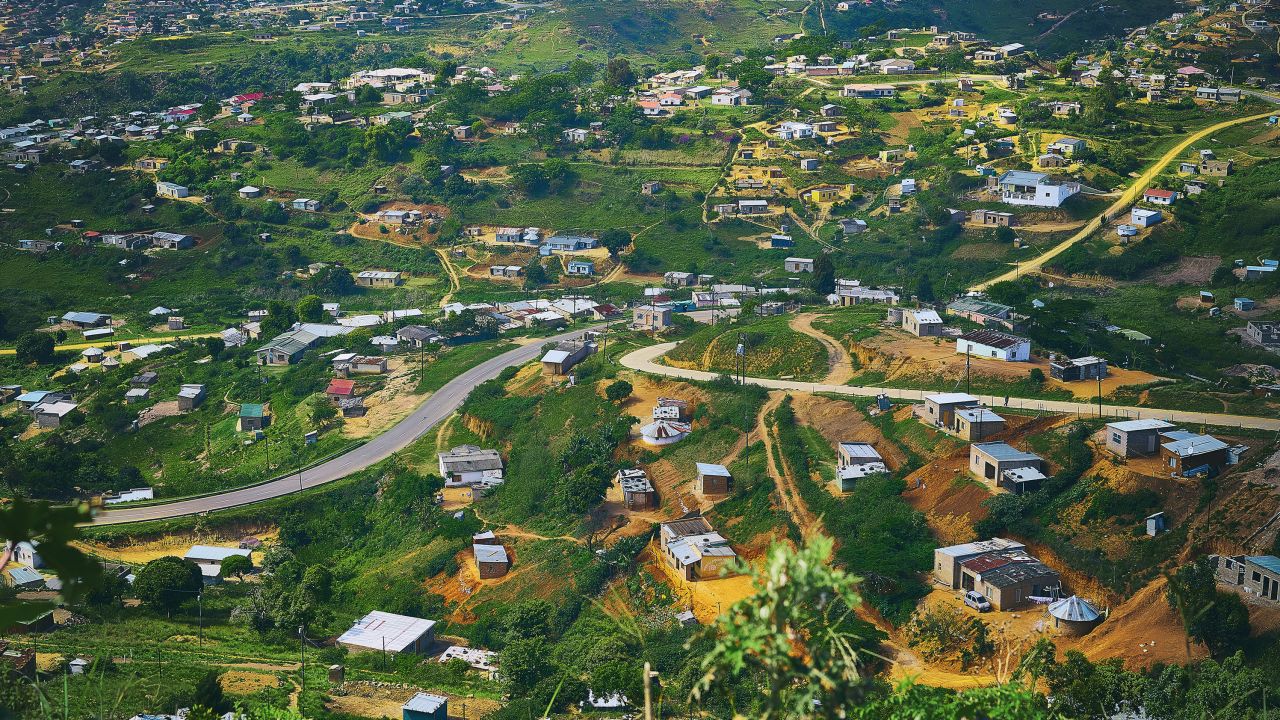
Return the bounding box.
[1048,595,1103,636]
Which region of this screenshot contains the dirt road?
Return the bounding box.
[789,313,855,384]
[972,110,1279,291]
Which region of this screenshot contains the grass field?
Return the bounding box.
[667,314,829,382]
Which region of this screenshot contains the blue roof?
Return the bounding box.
[62,311,108,324]
[16,390,50,403]
[1250,556,1280,575]
[7,566,43,585]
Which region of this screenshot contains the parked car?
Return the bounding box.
[964,590,992,612]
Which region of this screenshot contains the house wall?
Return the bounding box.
[698,473,732,495]
[1159,446,1229,475]
[970,449,1040,483]
[955,417,1004,441]
[477,559,509,579]
[1106,428,1160,457]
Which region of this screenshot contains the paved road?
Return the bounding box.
[972,109,1279,291]
[93,329,591,525]
[621,343,1280,431]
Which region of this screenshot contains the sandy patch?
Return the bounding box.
[1058,576,1208,669]
[1148,255,1219,287]
[342,359,425,439]
[74,527,276,565]
[221,670,281,695]
[327,682,501,719]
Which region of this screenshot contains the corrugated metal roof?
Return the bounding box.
[1049,595,1101,622]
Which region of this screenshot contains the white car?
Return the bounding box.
[964,590,992,612]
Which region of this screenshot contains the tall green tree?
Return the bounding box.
[133,556,202,616]
[810,254,836,295]
[15,332,55,364]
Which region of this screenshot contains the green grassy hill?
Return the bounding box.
[666,314,829,381]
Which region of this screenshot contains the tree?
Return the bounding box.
[604,380,632,403]
[916,273,935,302]
[810,254,835,295]
[311,400,337,425]
[259,300,298,338]
[1028,368,1046,386]
[604,57,635,88]
[296,295,325,323]
[15,332,55,364]
[690,535,874,717]
[190,670,231,714]
[202,336,225,360]
[133,556,202,616]
[219,554,252,581]
[1166,558,1251,657]
[599,228,632,257]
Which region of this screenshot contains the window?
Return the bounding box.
[1111,433,1121,443]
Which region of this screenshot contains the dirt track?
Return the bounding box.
[789,313,855,384]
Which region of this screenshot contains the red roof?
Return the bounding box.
[326,379,356,396]
[1144,188,1175,199]
[168,107,196,116]
[233,92,264,103]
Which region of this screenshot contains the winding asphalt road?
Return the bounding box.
[621,342,1280,432]
[92,328,593,525]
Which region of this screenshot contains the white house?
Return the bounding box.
[437,445,504,488]
[775,122,814,140]
[996,170,1079,208]
[155,181,189,199]
[956,329,1031,362]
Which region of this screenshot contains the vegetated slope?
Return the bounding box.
[665,314,830,382]
[557,0,801,59]
[818,0,1172,55]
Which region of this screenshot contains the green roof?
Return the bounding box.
[239,403,265,418]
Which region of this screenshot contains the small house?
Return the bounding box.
[473,543,509,579]
[402,693,448,720]
[902,309,943,337]
[541,341,593,375]
[355,270,403,287]
[238,403,268,432]
[1235,298,1255,312]
[176,384,205,411]
[834,442,887,492]
[1146,512,1167,537]
[34,401,77,429]
[326,379,357,402]
[922,392,980,428]
[970,442,1045,492]
[1215,555,1280,603]
[784,257,815,273]
[566,259,595,276]
[696,462,733,495]
[953,407,1006,441]
[659,515,737,581]
[1142,188,1177,205]
[956,329,1030,362]
[1104,419,1176,457]
[1049,355,1108,382]
[1160,432,1229,476]
[338,610,436,655]
[616,468,657,510]
[437,445,504,488]
[183,545,252,583]
[1131,207,1162,227]
[291,198,320,212]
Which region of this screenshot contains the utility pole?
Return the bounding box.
[198,591,204,647]
[299,626,306,703]
[264,432,270,474]
[965,351,971,396]
[1096,373,1103,417]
